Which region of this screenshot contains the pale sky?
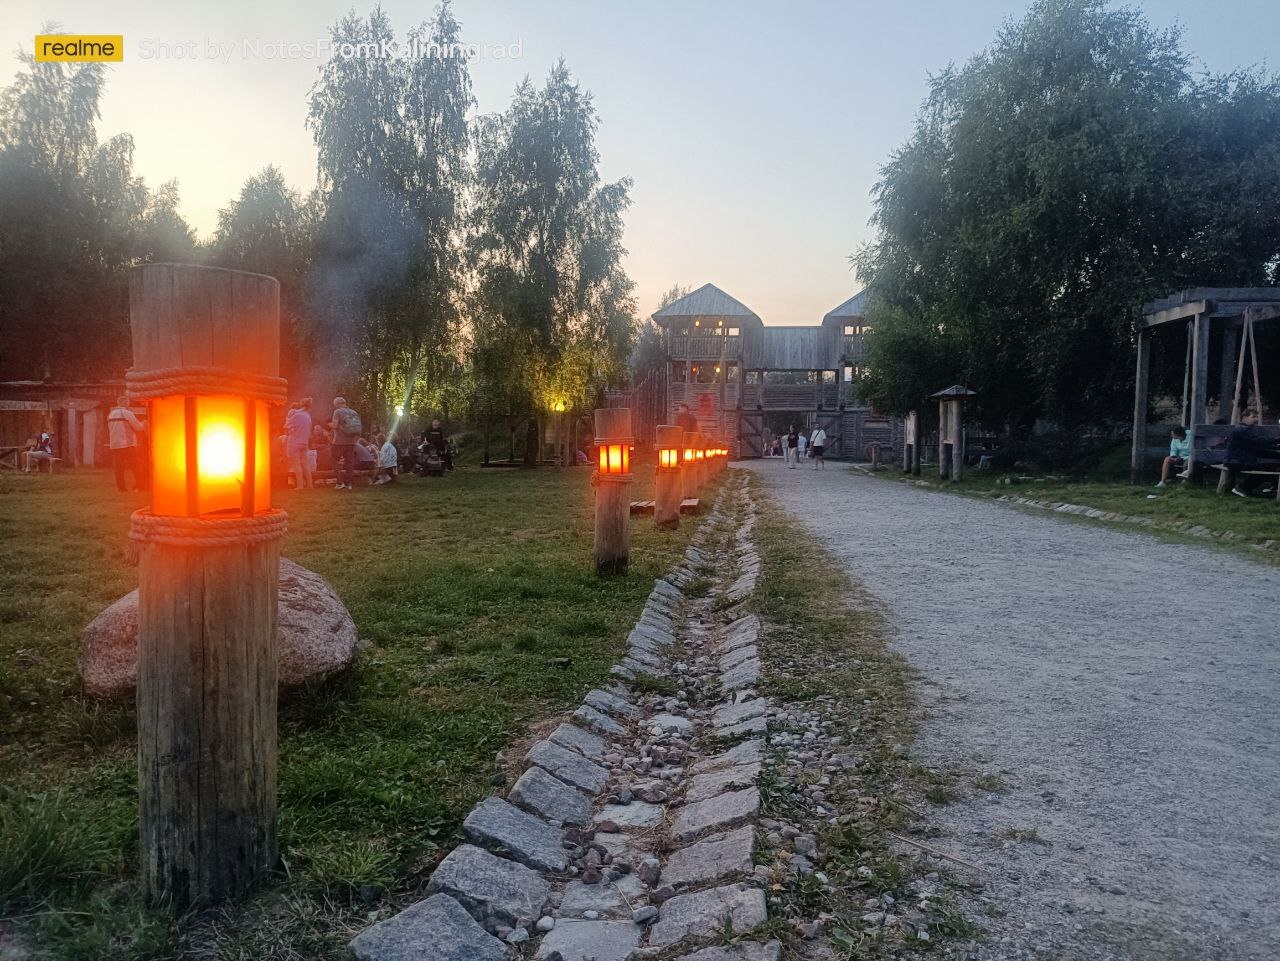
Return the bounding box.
[3,0,1277,326]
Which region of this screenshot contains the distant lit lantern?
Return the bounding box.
[394,404,405,417]
[552,399,566,413]
[124,263,287,909]
[653,424,683,530]
[593,408,634,575]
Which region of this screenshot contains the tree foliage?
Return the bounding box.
[470,61,636,424]
[855,0,1280,428]
[0,44,196,380]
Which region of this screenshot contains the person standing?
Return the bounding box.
[424,419,453,471]
[107,396,147,491]
[785,424,799,469]
[285,398,313,489]
[809,423,828,470]
[329,396,362,491]
[796,428,808,463]
[674,402,699,434]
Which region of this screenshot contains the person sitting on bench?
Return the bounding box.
[1156,426,1190,487]
[1222,409,1262,497]
[23,431,55,472]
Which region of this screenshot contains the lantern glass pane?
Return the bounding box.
[149,395,267,517]
[598,447,607,472]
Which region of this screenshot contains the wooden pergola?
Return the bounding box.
[1132,287,1280,481]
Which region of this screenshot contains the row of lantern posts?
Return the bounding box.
[591,407,729,576]
[119,263,733,909]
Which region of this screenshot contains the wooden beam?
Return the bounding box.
[1187,312,1211,472]
[1143,301,1209,327]
[1219,326,1239,420]
[1130,328,1151,483]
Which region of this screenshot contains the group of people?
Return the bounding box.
[1156,408,1278,496]
[282,397,453,490]
[769,424,829,469]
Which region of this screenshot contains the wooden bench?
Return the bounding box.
[1211,464,1280,500]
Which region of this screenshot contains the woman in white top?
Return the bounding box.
[809,425,828,469]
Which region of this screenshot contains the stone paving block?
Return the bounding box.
[349,893,507,961]
[535,919,643,961]
[557,876,643,918]
[660,825,755,889]
[671,787,760,841]
[527,739,610,795]
[686,762,761,804]
[720,616,760,652]
[462,796,567,872]
[720,658,761,691]
[719,715,767,740]
[573,702,627,737]
[690,739,763,775]
[585,688,640,719]
[426,844,551,928]
[649,713,694,736]
[720,644,758,670]
[675,940,782,961]
[595,800,665,829]
[548,722,606,760]
[510,765,591,826]
[712,698,768,728]
[625,646,665,671]
[648,884,768,948]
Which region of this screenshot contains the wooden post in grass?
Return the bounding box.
[654,424,683,529]
[930,386,976,482]
[127,263,286,908]
[593,407,634,575]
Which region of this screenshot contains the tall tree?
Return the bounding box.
[471,61,636,460]
[854,0,1280,431]
[0,42,195,380]
[630,283,689,382]
[306,3,473,419]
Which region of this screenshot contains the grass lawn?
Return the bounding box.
[886,470,1280,553]
[0,460,707,960]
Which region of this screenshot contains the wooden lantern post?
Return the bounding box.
[593,408,634,575]
[654,424,683,530]
[127,263,287,908]
[931,385,977,482]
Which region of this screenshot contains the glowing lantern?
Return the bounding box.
[597,438,631,475]
[593,408,634,575]
[149,395,271,517]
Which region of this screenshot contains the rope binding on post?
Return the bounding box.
[125,365,288,405]
[129,509,288,549]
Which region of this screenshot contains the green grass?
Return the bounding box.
[881,469,1280,554]
[0,462,707,959]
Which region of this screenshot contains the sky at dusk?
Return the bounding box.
[3,0,1278,326]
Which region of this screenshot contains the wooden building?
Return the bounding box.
[648,283,895,459]
[0,380,125,469]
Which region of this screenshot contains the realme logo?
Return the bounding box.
[34,35,124,62]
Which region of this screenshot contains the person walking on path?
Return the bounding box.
[329,397,362,491]
[785,425,799,469]
[809,424,828,469]
[285,398,314,489]
[107,396,147,492]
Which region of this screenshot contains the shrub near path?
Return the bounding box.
[0,465,706,960]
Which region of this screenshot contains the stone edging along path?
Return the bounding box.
[348,472,781,961]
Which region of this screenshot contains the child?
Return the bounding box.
[1156,426,1190,487]
[376,433,399,484]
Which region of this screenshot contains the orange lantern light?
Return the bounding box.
[597,439,631,475]
[149,395,272,517]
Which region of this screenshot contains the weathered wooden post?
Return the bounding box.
[127,263,287,908]
[653,424,683,530]
[593,408,634,575]
[930,386,977,482]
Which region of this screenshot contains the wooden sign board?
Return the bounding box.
[0,400,50,412]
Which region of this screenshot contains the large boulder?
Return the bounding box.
[79,558,358,699]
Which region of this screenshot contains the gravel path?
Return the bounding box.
[745,462,1280,961]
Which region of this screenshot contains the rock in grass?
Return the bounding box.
[427,844,551,928]
[463,796,567,872]
[348,893,507,961]
[79,558,357,699]
[526,740,610,794]
[648,884,768,948]
[510,766,591,826]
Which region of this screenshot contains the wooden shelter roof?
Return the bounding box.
[1141,288,1280,326]
[822,289,871,325]
[652,283,762,326]
[930,385,977,399]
